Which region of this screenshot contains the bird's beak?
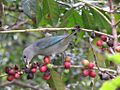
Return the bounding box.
[25,60,30,68]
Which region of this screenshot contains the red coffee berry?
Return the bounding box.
[64,62,71,69]
[88,63,94,69]
[8,69,15,75]
[96,40,103,46]
[43,74,51,80]
[101,35,107,42]
[89,71,96,78]
[14,73,20,79]
[82,69,89,77]
[39,65,47,72]
[31,68,37,73]
[7,75,14,81]
[65,56,71,62]
[43,56,50,64]
[81,59,89,66]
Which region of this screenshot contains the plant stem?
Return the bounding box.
[108,0,120,74]
[0,27,114,38]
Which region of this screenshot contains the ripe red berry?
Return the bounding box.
[43,74,51,80]
[39,65,47,72]
[8,69,15,75]
[88,63,94,69]
[96,40,103,46]
[64,62,71,69]
[65,56,71,62]
[101,35,107,42]
[7,75,14,81]
[31,68,37,73]
[82,70,89,77]
[14,73,20,79]
[89,71,96,78]
[43,56,50,64]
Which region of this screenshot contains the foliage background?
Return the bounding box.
[0,0,120,90]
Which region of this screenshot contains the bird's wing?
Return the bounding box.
[33,35,67,50]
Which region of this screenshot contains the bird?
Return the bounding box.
[22,26,80,66]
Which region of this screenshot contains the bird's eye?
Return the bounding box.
[23,55,26,58]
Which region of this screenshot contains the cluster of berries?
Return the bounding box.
[96,34,120,53]
[5,65,22,81]
[63,56,71,73]
[81,60,96,78]
[5,56,72,82]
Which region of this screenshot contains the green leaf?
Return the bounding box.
[60,8,84,27]
[40,0,60,26]
[5,0,16,2]
[36,0,42,25]
[47,70,65,90]
[106,53,120,64]
[81,7,95,29]
[89,6,111,33]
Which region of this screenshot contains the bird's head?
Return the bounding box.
[23,47,34,67]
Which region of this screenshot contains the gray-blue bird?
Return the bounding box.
[23,28,79,65]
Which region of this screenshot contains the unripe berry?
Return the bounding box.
[39,65,47,72]
[47,64,53,69]
[82,70,89,77]
[7,75,14,81]
[81,59,89,67]
[96,40,103,46]
[43,56,50,64]
[88,63,94,69]
[101,35,107,42]
[89,71,96,78]
[63,69,70,74]
[64,62,71,69]
[43,74,51,80]
[31,68,37,73]
[14,73,20,79]
[65,56,71,62]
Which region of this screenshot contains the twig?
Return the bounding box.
[0,65,116,78]
[0,80,41,90]
[108,0,118,48]
[0,74,7,78]
[53,65,116,73]
[0,27,114,38]
[108,0,120,75]
[7,20,28,30]
[88,37,100,70]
